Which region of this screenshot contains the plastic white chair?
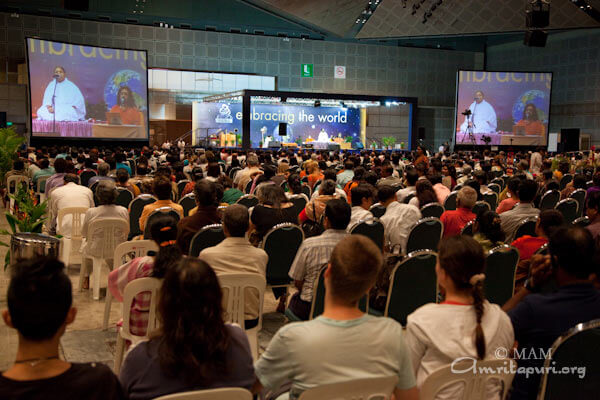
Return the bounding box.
[57,206,88,267]
[7,175,29,213]
[419,359,517,400]
[114,277,162,374]
[80,218,129,300]
[297,376,398,400]
[217,273,266,361]
[154,387,252,400]
[102,240,159,330]
[36,175,50,203]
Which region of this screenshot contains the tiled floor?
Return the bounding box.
[0,204,287,372]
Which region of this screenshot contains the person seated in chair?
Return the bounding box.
[500,179,540,242]
[0,257,124,399]
[378,185,422,254]
[405,235,514,398]
[199,205,268,329]
[345,183,374,232]
[139,175,183,233]
[503,227,600,400]
[286,199,351,321]
[255,235,418,400]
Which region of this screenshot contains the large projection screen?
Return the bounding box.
[454,70,552,147]
[26,38,148,141]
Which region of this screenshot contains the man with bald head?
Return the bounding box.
[198,204,268,327]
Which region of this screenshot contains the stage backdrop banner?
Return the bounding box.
[27,38,148,140]
[455,70,552,146]
[192,102,361,147]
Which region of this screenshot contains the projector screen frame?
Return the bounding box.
[25,37,150,145]
[453,69,554,150]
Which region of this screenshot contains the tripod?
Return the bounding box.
[51,77,58,135]
[463,114,477,145]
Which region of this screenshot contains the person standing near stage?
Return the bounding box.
[36,66,86,122]
[459,91,497,134]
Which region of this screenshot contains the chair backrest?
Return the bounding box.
[80,169,97,187]
[443,191,458,211]
[86,218,130,259]
[289,195,308,216]
[488,183,501,194]
[120,277,162,342]
[128,194,157,239]
[261,223,304,286]
[490,178,504,190]
[115,187,134,208]
[244,180,253,194]
[350,218,385,250]
[472,201,491,216]
[405,217,443,254]
[587,180,594,190]
[178,193,197,217]
[236,194,259,208]
[403,193,416,204]
[484,245,520,305]
[461,220,474,236]
[113,240,159,269]
[189,224,225,256]
[229,167,242,180]
[537,319,600,400]
[144,207,181,240]
[36,175,50,193]
[555,198,578,223]
[56,206,88,238]
[369,204,387,218]
[90,180,100,196]
[569,189,587,218]
[309,265,368,320]
[572,216,590,227]
[420,203,444,219]
[482,192,498,210]
[298,376,398,400]
[217,273,266,329]
[559,174,573,190]
[385,250,437,326]
[300,184,312,199]
[513,216,538,240]
[176,180,190,198]
[420,359,517,400]
[7,175,29,194]
[540,190,560,210]
[154,388,253,400]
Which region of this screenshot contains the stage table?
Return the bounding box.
[92,124,146,138]
[32,120,93,137]
[456,131,545,146]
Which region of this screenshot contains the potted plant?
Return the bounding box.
[235,133,242,147]
[0,184,48,269]
[0,127,26,187]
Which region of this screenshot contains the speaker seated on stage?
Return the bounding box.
[513,103,545,136]
[109,86,144,126]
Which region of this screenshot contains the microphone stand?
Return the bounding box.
[51,76,58,135]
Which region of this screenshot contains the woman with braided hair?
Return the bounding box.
[404,235,514,398]
[108,214,182,336]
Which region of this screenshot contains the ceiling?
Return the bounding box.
[3,0,600,51]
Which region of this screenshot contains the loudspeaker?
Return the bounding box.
[418,127,425,140]
[278,122,287,137]
[64,0,89,11]
[561,128,580,152]
[0,112,6,129]
[524,30,547,47]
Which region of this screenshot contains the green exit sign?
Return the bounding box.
[301,63,313,77]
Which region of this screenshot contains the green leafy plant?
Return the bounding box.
[344,136,353,143]
[382,136,397,149]
[0,185,48,269]
[0,127,26,186]
[235,133,242,146]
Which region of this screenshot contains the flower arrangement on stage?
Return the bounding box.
[382,136,397,150]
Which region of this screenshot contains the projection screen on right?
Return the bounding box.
[454,70,552,147]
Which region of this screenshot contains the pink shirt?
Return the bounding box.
[496,197,518,214]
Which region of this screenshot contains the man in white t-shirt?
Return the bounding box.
[254,235,418,400]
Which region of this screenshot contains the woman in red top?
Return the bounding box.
[511,209,564,289]
[109,86,143,125]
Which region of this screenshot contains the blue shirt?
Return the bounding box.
[508,283,600,400]
[116,162,132,176]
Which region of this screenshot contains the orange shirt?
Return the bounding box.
[515,119,545,136]
[110,105,142,125]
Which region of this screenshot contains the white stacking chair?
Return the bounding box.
[217,273,266,361]
[297,376,398,400]
[80,218,129,300]
[154,388,252,400]
[57,206,88,267]
[7,175,29,213]
[36,175,50,203]
[420,359,517,400]
[114,277,162,374]
[103,240,159,330]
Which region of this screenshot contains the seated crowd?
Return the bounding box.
[2,144,600,399]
